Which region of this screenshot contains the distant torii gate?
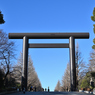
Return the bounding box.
[8,33,89,91]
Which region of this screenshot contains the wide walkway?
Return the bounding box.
[7,91,93,95]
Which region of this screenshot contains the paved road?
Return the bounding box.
[7,91,93,95]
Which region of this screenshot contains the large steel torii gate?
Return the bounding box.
[8,32,89,91]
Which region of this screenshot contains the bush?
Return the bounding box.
[80,78,89,89]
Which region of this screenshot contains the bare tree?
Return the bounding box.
[0,68,5,88]
[28,55,42,90]
[75,42,87,89]
[12,52,23,84]
[0,30,16,87]
[88,50,95,72]
[60,42,87,91]
[54,80,61,92]
[12,52,42,90]
[61,63,70,91]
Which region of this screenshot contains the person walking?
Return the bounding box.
[30,86,33,91]
[35,86,36,92]
[48,86,49,92]
[23,87,25,94]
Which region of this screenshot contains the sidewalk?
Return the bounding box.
[0,91,18,95]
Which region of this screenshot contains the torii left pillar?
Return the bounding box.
[22,36,28,91]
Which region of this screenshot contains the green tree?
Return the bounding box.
[80,72,94,89]
[0,11,5,24]
[91,7,95,49]
[80,77,89,88]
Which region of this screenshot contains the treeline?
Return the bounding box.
[0,30,42,91]
[54,43,95,91]
[12,52,42,91]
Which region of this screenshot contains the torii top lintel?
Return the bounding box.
[8,33,89,39]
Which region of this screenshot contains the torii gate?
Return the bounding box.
[8,32,89,91]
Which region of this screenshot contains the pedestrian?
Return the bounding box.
[45,88,46,91]
[35,86,36,92]
[31,86,33,91]
[48,86,49,92]
[23,87,25,94]
[30,87,31,91]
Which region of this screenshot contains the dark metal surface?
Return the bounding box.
[22,36,28,91]
[69,36,76,91]
[29,43,69,48]
[9,33,89,39]
[8,32,89,91]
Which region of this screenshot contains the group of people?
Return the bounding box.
[22,86,50,93]
[30,86,36,92]
[45,87,50,92]
[22,86,36,93]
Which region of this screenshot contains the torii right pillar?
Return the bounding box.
[69,36,76,91]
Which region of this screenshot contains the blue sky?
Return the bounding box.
[0,0,95,91]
